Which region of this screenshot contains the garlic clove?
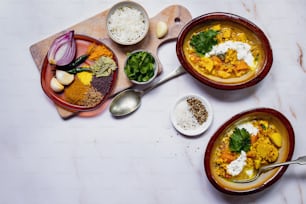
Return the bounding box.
[50,77,64,92]
[56,70,74,85]
[156,21,168,39]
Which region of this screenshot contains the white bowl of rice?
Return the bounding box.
[106,1,150,45]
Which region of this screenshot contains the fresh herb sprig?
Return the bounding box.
[229,128,251,152]
[190,29,218,55]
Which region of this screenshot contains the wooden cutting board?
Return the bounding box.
[30,4,192,119]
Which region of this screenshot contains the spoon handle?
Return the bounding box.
[261,156,306,172]
[232,156,306,183]
[142,66,186,94]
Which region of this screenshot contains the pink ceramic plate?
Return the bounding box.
[41,34,118,112]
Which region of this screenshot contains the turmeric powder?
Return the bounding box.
[77,71,93,85]
[87,43,113,60]
[64,76,90,105]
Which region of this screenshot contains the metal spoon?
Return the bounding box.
[233,155,306,183]
[109,66,186,117]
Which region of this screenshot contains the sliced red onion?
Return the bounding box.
[47,30,76,66]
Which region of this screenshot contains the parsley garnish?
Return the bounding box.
[190,29,218,55]
[229,128,251,153]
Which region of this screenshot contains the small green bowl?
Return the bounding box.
[124,50,158,85]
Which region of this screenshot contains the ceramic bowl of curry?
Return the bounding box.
[176,12,273,90]
[204,108,295,195]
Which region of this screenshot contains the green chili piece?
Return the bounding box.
[58,54,89,70]
[67,67,92,74]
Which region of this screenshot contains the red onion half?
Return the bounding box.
[47,30,76,66]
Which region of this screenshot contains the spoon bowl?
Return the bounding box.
[109,89,143,117]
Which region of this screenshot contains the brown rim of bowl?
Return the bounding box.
[203,108,295,195]
[176,12,273,90]
[40,34,118,112]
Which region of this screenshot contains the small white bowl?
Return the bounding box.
[106,1,150,45]
[170,94,213,136]
[124,50,158,85]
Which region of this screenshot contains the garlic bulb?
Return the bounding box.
[156,21,168,39]
[50,77,64,92]
[55,70,74,85]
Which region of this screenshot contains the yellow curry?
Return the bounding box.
[213,119,282,181]
[183,22,264,82]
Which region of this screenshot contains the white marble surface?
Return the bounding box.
[1,0,306,203]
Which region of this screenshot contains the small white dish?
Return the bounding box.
[170,94,213,136]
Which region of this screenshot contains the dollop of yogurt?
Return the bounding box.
[227,151,247,176]
[237,122,259,136]
[205,40,255,67]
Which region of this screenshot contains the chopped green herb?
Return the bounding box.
[260,124,267,130]
[190,29,218,55]
[229,128,251,152]
[125,51,155,82]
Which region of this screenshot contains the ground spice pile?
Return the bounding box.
[64,76,103,108]
[56,42,117,108]
[186,97,208,125]
[91,75,113,95]
[175,96,209,130]
[88,44,113,61]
